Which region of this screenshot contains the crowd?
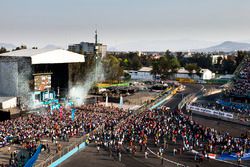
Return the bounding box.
[227,57,250,98]
[92,106,250,163]
[0,104,128,166]
[1,98,249,166]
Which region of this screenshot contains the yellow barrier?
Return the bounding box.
[176,78,195,83]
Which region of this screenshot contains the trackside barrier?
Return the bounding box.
[24,144,42,167]
[49,142,86,167]
[149,87,179,110]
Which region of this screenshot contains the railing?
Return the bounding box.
[35,125,103,167]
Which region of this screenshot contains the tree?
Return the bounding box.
[169,56,180,73]
[236,51,248,66]
[151,56,180,79]
[0,47,7,54]
[127,52,142,70]
[102,55,124,82]
[13,45,27,51]
[185,63,200,77]
[222,59,236,74]
[151,60,161,79]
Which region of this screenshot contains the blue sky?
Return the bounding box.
[1,0,250,50]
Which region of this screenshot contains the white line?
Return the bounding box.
[147,147,187,167]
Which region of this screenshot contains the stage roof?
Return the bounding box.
[0,48,85,64]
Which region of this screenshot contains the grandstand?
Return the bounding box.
[225,54,250,103]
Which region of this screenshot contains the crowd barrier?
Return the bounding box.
[217,100,250,110]
[186,105,234,119]
[209,152,250,161]
[49,142,86,167]
[24,144,42,167]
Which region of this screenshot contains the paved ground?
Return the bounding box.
[61,143,125,167]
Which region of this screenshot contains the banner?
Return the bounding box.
[186,105,234,119]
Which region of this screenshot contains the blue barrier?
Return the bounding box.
[24,144,42,167]
[49,142,86,167]
[217,100,250,110]
[150,91,171,110]
[217,152,250,161]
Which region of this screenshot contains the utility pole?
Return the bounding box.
[94,30,98,81]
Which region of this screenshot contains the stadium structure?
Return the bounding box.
[226,55,250,103]
[0,48,85,109]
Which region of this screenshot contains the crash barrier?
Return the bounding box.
[217,152,250,161]
[149,87,178,110]
[178,94,194,110]
[217,100,250,110]
[24,144,42,167]
[186,104,250,126]
[48,142,86,167]
[186,105,234,119]
[35,126,102,167]
[178,85,205,110]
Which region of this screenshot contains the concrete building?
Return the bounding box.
[0,48,85,106]
[127,67,155,81]
[174,67,214,80]
[211,54,228,65]
[68,42,107,57]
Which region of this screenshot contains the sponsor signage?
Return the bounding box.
[186,105,234,119]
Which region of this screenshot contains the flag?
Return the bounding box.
[59,107,63,119]
[105,95,108,107]
[119,95,123,109]
[71,109,76,121]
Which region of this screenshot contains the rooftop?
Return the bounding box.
[0,48,85,64]
[0,97,16,103]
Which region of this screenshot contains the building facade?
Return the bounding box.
[68,42,107,57]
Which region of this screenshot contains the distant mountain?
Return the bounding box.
[109,39,218,52]
[0,43,16,50]
[43,44,62,49]
[196,41,250,52]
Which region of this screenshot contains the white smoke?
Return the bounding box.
[69,59,105,105]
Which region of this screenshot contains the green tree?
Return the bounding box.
[222,58,236,74]
[102,55,124,81]
[185,63,197,77]
[127,52,142,70]
[151,56,180,79]
[0,47,7,54]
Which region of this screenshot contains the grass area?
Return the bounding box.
[96,82,130,88]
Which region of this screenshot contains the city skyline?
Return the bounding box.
[1,0,250,51]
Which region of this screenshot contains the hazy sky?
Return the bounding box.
[1,0,250,50]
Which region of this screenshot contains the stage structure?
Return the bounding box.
[0,48,85,107]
